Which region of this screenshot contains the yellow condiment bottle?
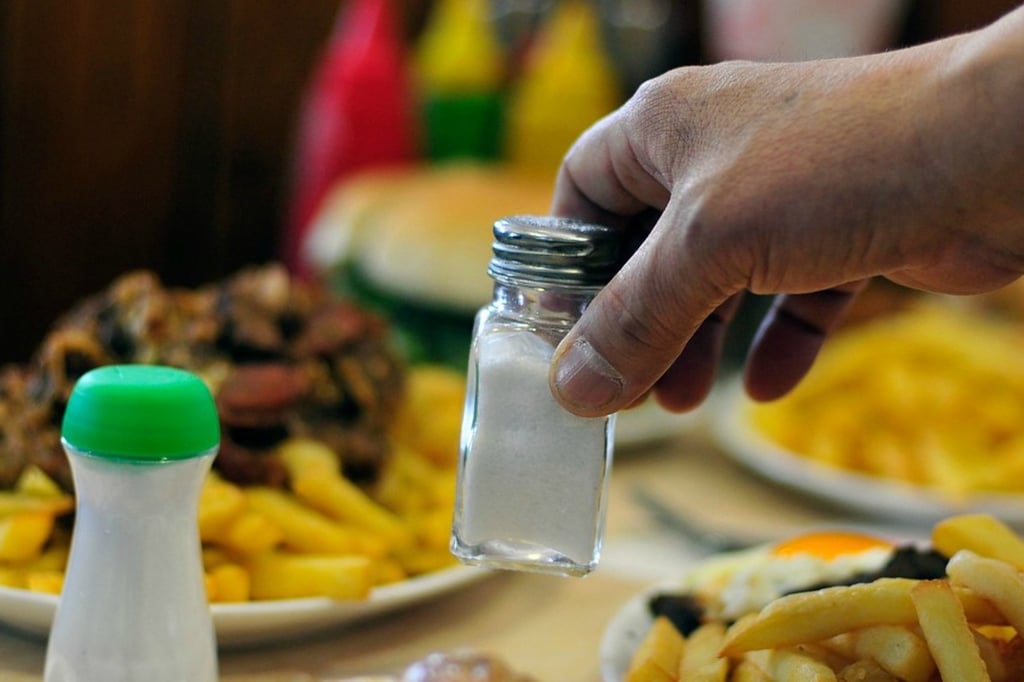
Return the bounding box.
[504,0,622,180]
[414,0,505,161]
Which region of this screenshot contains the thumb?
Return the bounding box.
[549,209,737,417]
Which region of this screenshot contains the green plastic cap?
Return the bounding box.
[62,365,220,461]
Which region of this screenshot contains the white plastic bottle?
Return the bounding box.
[44,364,220,682]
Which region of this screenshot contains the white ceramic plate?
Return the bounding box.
[0,564,491,648]
[709,379,1024,525]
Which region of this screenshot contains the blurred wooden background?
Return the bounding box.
[0,0,1018,363]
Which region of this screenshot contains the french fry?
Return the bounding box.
[825,625,935,682]
[26,570,63,595]
[678,622,729,681]
[209,510,284,556]
[947,550,1024,633]
[428,469,457,511]
[244,487,386,557]
[0,491,73,517]
[722,579,921,656]
[206,563,250,603]
[684,662,729,682]
[391,365,464,467]
[409,506,454,552]
[768,647,837,681]
[18,544,69,573]
[911,579,991,682]
[0,567,24,589]
[392,546,458,576]
[277,437,339,478]
[721,578,1004,657]
[627,616,686,682]
[973,628,1009,682]
[932,514,1024,569]
[624,660,676,682]
[837,659,899,681]
[14,465,64,498]
[201,546,233,570]
[374,445,446,516]
[246,553,373,601]
[371,558,407,586]
[289,468,413,551]
[731,659,770,682]
[0,512,55,561]
[197,473,247,541]
[793,643,852,674]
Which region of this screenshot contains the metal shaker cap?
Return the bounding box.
[487,215,625,288]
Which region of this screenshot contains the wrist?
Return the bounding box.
[936,7,1024,226]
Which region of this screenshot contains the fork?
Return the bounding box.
[631,488,762,554]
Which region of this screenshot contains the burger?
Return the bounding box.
[303,162,551,370]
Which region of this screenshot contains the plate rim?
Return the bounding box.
[0,563,492,647]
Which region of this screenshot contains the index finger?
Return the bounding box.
[550,111,671,226]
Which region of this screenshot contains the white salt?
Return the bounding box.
[457,330,614,569]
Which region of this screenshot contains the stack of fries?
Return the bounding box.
[625,514,1024,681]
[0,365,465,603]
[749,303,1024,501]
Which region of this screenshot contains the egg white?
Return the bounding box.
[681,545,895,622]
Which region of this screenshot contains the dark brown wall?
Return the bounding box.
[0,0,1018,363]
[0,0,352,362]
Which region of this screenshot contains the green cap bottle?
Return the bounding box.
[61,364,220,460]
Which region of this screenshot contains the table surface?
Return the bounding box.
[0,415,926,682]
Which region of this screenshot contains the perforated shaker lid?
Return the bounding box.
[487,215,625,288]
[62,365,220,461]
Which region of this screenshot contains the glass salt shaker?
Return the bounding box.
[45,365,220,682]
[452,215,625,577]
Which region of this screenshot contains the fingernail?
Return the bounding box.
[552,338,623,410]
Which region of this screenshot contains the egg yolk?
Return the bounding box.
[771,531,893,560]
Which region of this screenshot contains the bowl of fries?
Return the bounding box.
[604,513,1024,681]
[710,300,1024,524]
[0,365,492,647]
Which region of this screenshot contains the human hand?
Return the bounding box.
[548,7,1024,417]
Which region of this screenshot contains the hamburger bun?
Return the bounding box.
[304,162,553,313]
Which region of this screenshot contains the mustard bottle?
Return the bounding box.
[415,0,505,161]
[504,0,622,180]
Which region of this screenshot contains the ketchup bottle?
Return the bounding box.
[283,0,418,278]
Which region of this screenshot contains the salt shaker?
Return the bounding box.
[45,365,220,682]
[452,215,624,577]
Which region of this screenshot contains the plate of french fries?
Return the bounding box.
[603,513,1024,681]
[0,366,492,647]
[710,301,1024,524]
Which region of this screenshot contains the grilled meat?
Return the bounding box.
[1,264,406,491]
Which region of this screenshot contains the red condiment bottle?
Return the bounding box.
[284,0,418,279]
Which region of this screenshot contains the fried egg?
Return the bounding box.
[690,530,896,621]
